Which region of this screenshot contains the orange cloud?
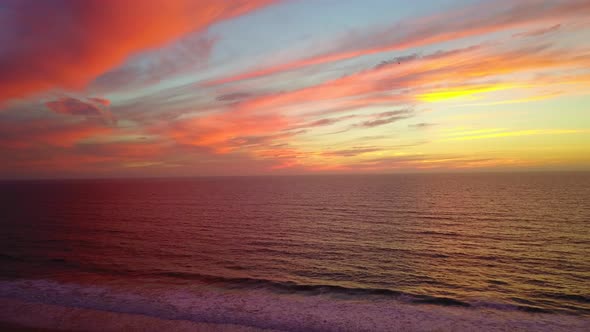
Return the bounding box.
[228,42,589,118]
[0,124,181,176]
[146,39,589,172]
[0,119,112,149]
[161,111,293,153]
[0,0,275,102]
[45,97,114,125]
[161,35,589,171]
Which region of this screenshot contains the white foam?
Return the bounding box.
[0,298,276,332]
[1,279,588,331]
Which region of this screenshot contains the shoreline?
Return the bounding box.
[0,321,74,332]
[0,298,279,332]
[2,295,589,332]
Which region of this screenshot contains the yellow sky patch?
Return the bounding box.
[418,84,517,103]
[439,129,586,141]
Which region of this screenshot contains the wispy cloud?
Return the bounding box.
[0,118,112,149]
[204,0,590,86]
[354,114,413,128]
[45,97,115,124]
[409,123,437,129]
[92,34,217,93]
[0,0,275,102]
[513,24,562,38]
[1,0,589,176]
[216,92,256,102]
[322,147,382,157]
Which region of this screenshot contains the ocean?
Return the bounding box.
[1,173,589,331]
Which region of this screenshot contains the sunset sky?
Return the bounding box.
[1,0,589,178]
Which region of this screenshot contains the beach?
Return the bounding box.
[0,298,276,332]
[1,293,589,332]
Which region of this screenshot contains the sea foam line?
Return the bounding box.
[0,279,589,332]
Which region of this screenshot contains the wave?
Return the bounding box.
[1,279,589,332]
[153,271,471,306]
[151,271,588,314]
[2,255,588,317]
[151,271,590,315]
[537,293,590,304]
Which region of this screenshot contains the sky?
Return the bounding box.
[0,0,589,178]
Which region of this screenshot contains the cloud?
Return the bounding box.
[513,24,561,38]
[0,119,112,148]
[92,34,217,93]
[356,116,410,128]
[203,0,590,86]
[228,40,589,119]
[45,97,115,125]
[374,54,421,69]
[322,147,381,157]
[409,123,437,129]
[373,110,413,118]
[73,140,170,160]
[290,115,357,130]
[334,154,530,172]
[46,98,103,117]
[0,136,179,177]
[89,98,110,107]
[227,130,305,148]
[216,92,255,102]
[123,39,588,138]
[353,109,414,128]
[156,111,292,153]
[0,0,275,102]
[123,36,589,173]
[2,0,589,177]
[45,97,111,118]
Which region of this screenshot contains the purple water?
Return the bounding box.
[1,173,589,330]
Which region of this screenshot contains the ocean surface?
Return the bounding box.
[1,173,589,331]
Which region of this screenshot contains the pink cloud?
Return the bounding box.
[45,97,115,125]
[0,0,276,102]
[158,112,293,153]
[204,0,590,86]
[0,119,112,149]
[225,41,590,119]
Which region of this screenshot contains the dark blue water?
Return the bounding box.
[1,173,589,330]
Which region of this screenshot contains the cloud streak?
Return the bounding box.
[45,97,115,124]
[1,0,589,177]
[513,24,562,38]
[0,0,275,102]
[204,0,590,86]
[0,119,112,149]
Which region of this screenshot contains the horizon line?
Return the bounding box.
[2,169,589,182]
